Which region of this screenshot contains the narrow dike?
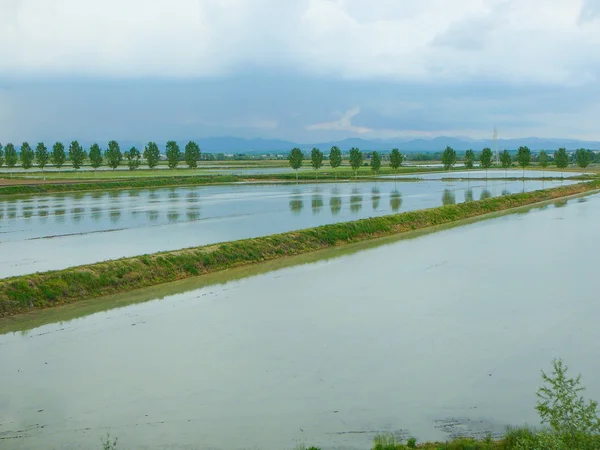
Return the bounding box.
[1,180,598,317]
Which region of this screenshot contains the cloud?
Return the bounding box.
[0,0,598,86]
[578,0,600,23]
[306,107,372,133]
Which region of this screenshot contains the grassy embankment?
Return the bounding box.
[1,180,599,318]
[0,170,427,196]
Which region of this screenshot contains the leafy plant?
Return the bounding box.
[184,141,201,169]
[535,359,600,447]
[311,147,324,180]
[144,141,161,169]
[480,147,494,176]
[35,142,49,171]
[166,140,181,169]
[20,142,35,170]
[89,143,103,170]
[100,432,118,450]
[441,146,457,170]
[554,148,569,177]
[51,142,66,170]
[106,140,122,170]
[389,148,404,175]
[329,146,342,178]
[464,149,475,171]
[288,147,304,182]
[371,151,381,174]
[349,147,363,178]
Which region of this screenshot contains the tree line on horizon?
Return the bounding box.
[287,145,597,179]
[0,140,202,171]
[0,140,597,173]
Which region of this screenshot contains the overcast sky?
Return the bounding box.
[1,0,599,143]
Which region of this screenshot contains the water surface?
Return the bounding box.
[0,179,576,277]
[1,194,599,449]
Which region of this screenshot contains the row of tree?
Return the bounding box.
[440,146,591,173]
[288,146,404,180]
[287,145,593,179]
[0,141,202,171]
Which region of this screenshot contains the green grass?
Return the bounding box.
[1,179,598,319]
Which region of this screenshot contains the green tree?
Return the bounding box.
[370,151,381,174]
[575,148,590,169]
[5,143,18,173]
[441,146,456,171]
[0,143,4,167]
[500,149,512,178]
[69,140,85,170]
[144,142,161,169]
[555,148,569,178]
[89,143,103,170]
[51,142,66,171]
[348,147,363,178]
[464,149,475,170]
[329,146,342,179]
[310,147,324,180]
[536,359,600,448]
[166,141,181,169]
[517,145,531,178]
[288,147,304,182]
[35,142,49,171]
[184,141,201,169]
[538,150,548,178]
[106,140,122,170]
[20,142,34,171]
[125,146,141,170]
[389,148,403,176]
[480,147,493,177]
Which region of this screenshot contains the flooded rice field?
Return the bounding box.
[1,193,599,449]
[389,169,585,180]
[0,179,577,277]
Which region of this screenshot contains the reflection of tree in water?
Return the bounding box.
[147,210,160,221]
[289,191,304,214]
[110,209,122,223]
[72,207,85,223]
[109,190,121,199]
[350,188,363,213]
[128,190,140,197]
[23,205,34,219]
[464,189,473,203]
[554,199,568,208]
[442,189,456,206]
[91,207,102,221]
[168,188,180,200]
[311,194,324,214]
[7,204,17,219]
[480,189,492,200]
[168,210,181,222]
[390,190,402,212]
[38,205,49,217]
[149,190,159,200]
[502,189,510,196]
[186,207,201,221]
[91,191,103,199]
[187,190,200,203]
[371,187,381,210]
[330,195,342,215]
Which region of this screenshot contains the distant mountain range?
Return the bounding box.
[85,136,600,154]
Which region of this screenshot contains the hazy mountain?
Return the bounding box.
[78,136,600,154]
